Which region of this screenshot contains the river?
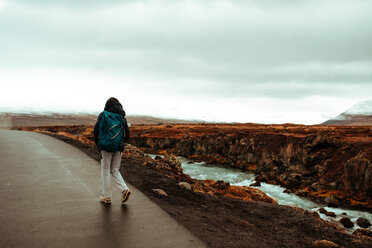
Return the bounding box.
[149,154,372,233]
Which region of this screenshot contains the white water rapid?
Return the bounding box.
[149,154,372,233]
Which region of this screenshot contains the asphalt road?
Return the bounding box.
[0,130,206,248]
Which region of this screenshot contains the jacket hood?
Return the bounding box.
[104,101,126,116]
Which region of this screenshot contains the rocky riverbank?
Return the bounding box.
[128,123,372,211]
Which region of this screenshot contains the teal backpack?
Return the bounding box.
[98,111,125,152]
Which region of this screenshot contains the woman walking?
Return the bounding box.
[94,97,131,204]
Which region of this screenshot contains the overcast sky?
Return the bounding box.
[0,0,371,124]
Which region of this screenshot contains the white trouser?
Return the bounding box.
[101,150,129,198]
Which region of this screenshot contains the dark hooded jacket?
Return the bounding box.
[94,100,130,152]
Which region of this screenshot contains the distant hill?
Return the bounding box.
[322,100,372,125]
[0,113,197,128]
[127,115,196,125]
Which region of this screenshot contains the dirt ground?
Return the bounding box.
[43,132,372,248]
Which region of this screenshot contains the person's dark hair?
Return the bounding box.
[106,97,119,105]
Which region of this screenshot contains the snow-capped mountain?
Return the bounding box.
[343,100,372,115]
[322,100,372,125]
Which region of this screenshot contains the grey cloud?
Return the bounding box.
[1,0,372,100]
[13,0,128,9]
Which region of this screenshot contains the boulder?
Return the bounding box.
[325,212,336,217]
[152,189,168,197]
[318,208,327,214]
[311,240,339,247]
[340,217,354,228]
[283,189,292,194]
[178,182,192,190]
[356,217,371,228]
